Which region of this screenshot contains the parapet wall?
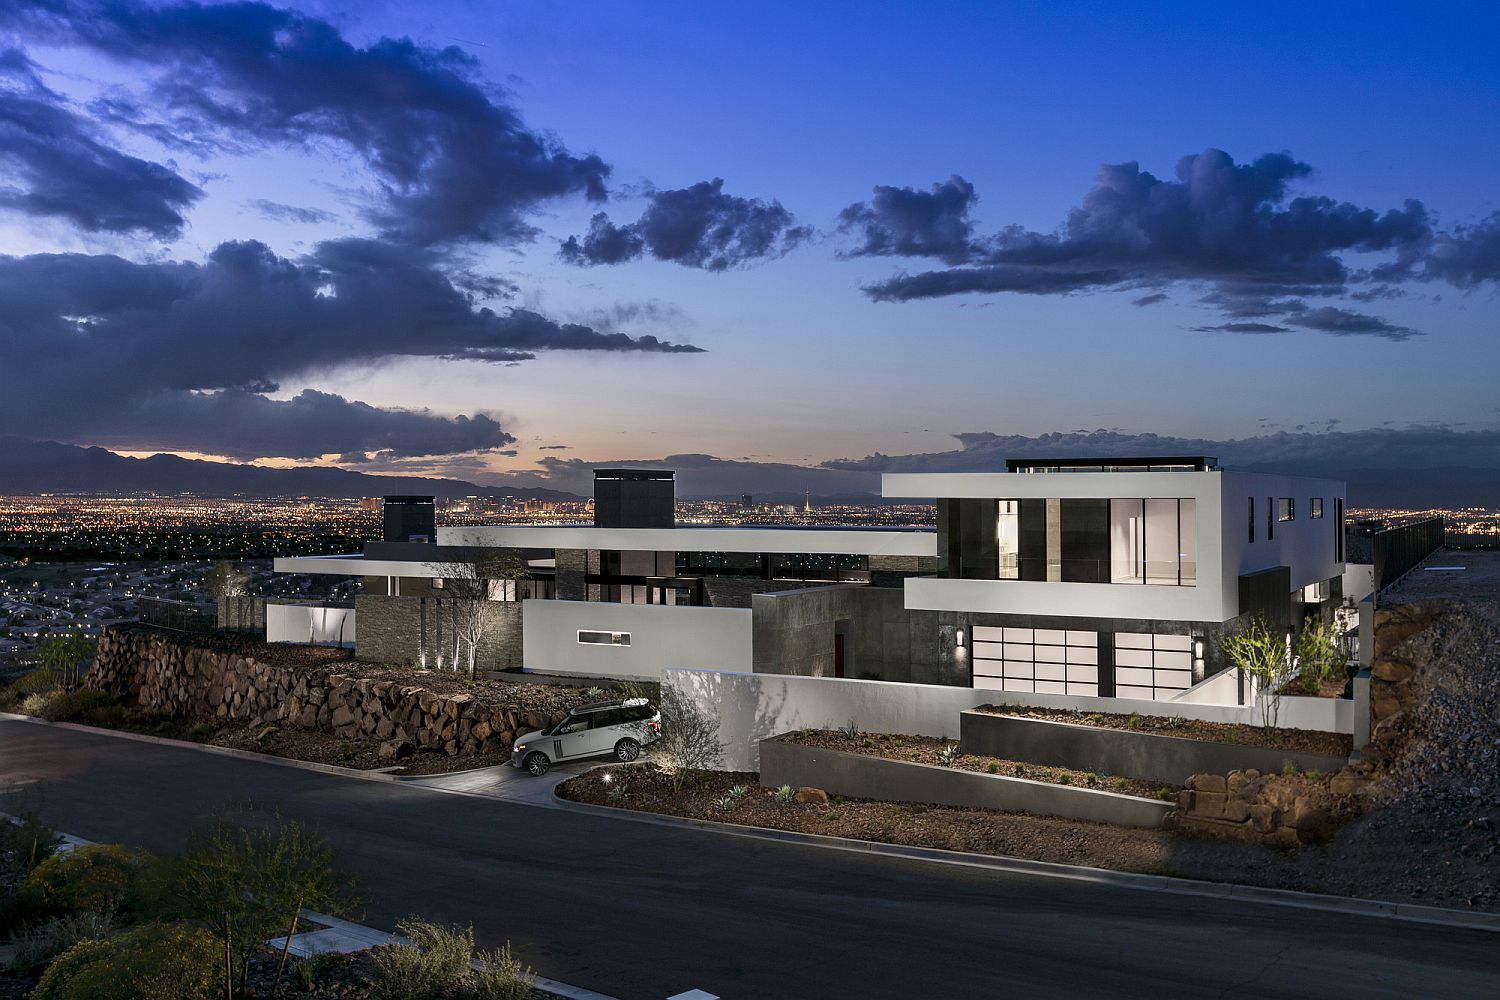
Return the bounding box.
[89,627,576,758]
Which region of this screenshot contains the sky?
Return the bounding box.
[1,0,1498,498]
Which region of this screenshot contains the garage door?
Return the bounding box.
[1113,632,1193,699]
[972,626,1099,696]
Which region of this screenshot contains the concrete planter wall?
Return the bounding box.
[758,736,1173,829]
[959,711,1349,786]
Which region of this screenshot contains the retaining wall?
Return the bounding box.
[665,667,1354,771]
[759,737,1173,828]
[89,627,580,758]
[959,711,1350,786]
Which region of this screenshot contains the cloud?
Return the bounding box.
[248,198,337,224]
[823,426,1500,476]
[849,149,1461,338]
[838,175,978,264]
[560,179,810,270]
[4,0,609,245]
[0,45,201,236]
[1131,292,1168,307]
[1416,211,1500,288]
[0,238,700,459]
[1191,322,1290,334]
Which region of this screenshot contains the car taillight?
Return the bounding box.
[648,721,660,733]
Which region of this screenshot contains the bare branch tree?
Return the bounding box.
[430,549,528,677]
[205,561,249,631]
[656,685,726,793]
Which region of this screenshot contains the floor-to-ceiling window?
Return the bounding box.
[1108,498,1195,585]
[997,500,1020,579]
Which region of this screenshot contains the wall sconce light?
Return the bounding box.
[1194,639,1204,659]
[955,629,966,648]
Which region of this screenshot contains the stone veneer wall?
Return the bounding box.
[89,627,577,757]
[354,596,523,670]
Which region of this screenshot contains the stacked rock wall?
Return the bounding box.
[88,627,578,759]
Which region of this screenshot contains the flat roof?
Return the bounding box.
[438,524,935,557]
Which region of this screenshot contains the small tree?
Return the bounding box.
[205,561,250,631]
[170,812,355,999]
[1221,613,1293,733]
[33,634,96,690]
[655,686,725,793]
[431,550,528,678]
[1293,615,1343,694]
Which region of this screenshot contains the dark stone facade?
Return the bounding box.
[355,595,523,670]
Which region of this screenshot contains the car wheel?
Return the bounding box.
[614,738,641,762]
[524,752,551,776]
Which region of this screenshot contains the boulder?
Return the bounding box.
[471,721,493,742]
[792,787,829,804]
[378,739,413,761]
[330,705,357,729]
[1189,773,1227,794]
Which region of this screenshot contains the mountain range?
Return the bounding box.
[0,437,580,500]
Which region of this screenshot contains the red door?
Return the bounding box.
[834,634,845,678]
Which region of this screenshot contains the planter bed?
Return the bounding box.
[974,705,1352,755]
[760,734,1174,828]
[558,764,1188,866]
[963,708,1351,787]
[781,730,1174,800]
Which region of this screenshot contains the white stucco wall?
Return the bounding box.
[266,604,356,646]
[521,599,751,681]
[666,668,1352,771]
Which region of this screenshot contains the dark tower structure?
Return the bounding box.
[593,469,675,528]
[382,495,436,543]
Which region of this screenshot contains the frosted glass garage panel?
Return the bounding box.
[1003,627,1034,642]
[1065,631,1098,646]
[1115,632,1153,649]
[1155,634,1192,651]
[1034,628,1067,645]
[973,626,1005,642]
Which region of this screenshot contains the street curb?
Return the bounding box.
[0,712,509,785]
[549,792,1500,934]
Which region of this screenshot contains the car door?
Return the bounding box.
[583,708,623,756]
[550,714,590,759]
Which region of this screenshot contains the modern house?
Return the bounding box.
[272,458,1346,705]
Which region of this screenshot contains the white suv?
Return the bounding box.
[511,698,660,776]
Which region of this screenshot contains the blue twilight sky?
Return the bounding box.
[1,0,1498,495]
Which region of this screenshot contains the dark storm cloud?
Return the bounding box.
[0,45,201,236]
[0,238,699,459]
[102,389,513,461]
[560,179,810,271]
[848,149,1471,339]
[1131,292,1169,306]
[838,175,978,264]
[4,0,610,245]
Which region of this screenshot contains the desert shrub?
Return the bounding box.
[22,844,146,918]
[985,762,1000,774]
[10,667,58,695]
[470,943,535,1000]
[19,692,53,716]
[371,919,475,1000]
[773,784,796,803]
[292,951,348,992]
[30,923,219,1000]
[41,689,117,723]
[655,687,725,793]
[5,908,117,972]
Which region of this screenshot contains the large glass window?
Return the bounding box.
[996,501,1020,579]
[1109,498,1195,586]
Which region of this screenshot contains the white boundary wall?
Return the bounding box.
[666,668,1354,771]
[266,604,356,646]
[522,599,751,681]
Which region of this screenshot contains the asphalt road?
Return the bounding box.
[2,719,1496,1000]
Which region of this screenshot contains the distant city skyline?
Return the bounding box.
[1,1,1497,493]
